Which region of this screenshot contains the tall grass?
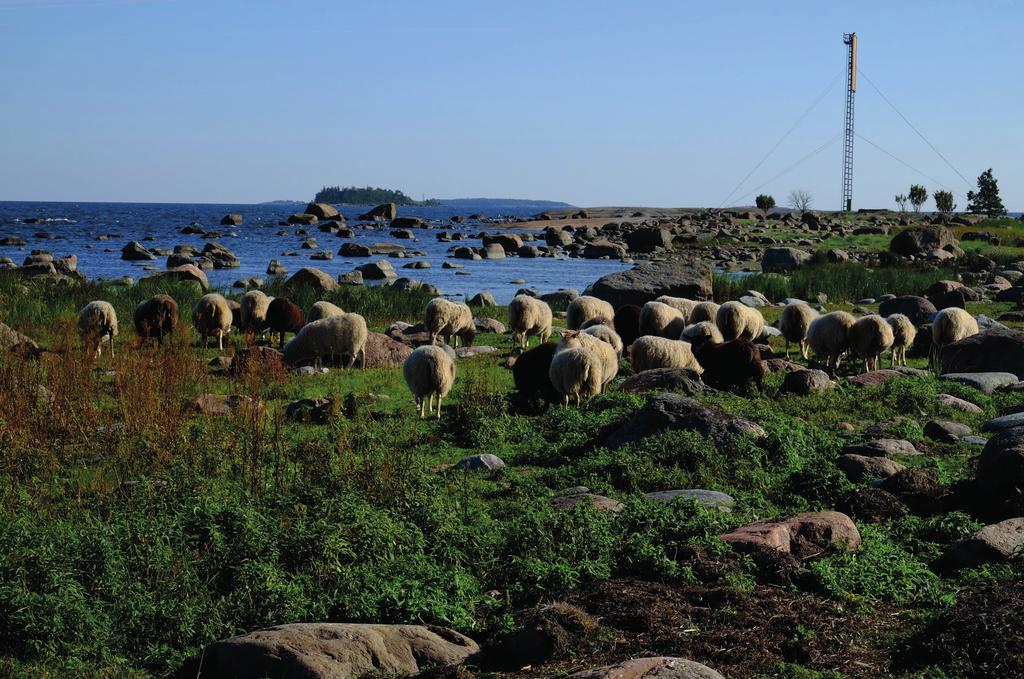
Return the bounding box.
[713,264,957,303]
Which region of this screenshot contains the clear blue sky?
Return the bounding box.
[1,0,1020,210]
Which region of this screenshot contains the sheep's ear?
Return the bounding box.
[558,331,570,338]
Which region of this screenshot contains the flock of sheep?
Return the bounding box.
[75,287,984,417]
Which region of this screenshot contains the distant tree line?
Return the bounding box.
[891,169,1009,218]
[313,185,439,205]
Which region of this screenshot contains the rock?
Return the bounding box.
[455,346,495,359]
[338,270,364,286]
[362,332,413,368]
[0,236,26,246]
[403,261,430,269]
[923,419,972,442]
[981,412,1024,433]
[391,229,415,240]
[936,518,1024,571]
[940,372,1020,394]
[266,260,287,276]
[473,317,505,334]
[551,493,624,513]
[143,264,209,291]
[452,247,479,260]
[201,242,241,268]
[358,203,397,221]
[545,226,574,247]
[625,227,672,253]
[843,438,920,457]
[285,267,338,292]
[762,358,805,373]
[391,217,423,230]
[200,623,479,679]
[288,212,318,225]
[340,242,372,257]
[836,454,906,482]
[539,289,580,311]
[877,295,937,325]
[305,202,340,220]
[619,368,706,395]
[719,511,861,558]
[582,239,626,259]
[878,468,943,513]
[976,428,1024,520]
[233,277,263,289]
[357,259,397,280]
[890,225,960,258]
[586,258,712,308]
[285,398,334,424]
[761,247,812,273]
[0,322,38,353]
[643,489,735,511]
[567,657,725,679]
[482,233,523,253]
[467,292,497,307]
[837,487,908,523]
[937,393,983,413]
[846,369,904,387]
[481,243,506,260]
[454,454,505,471]
[940,329,1024,379]
[605,393,765,450]
[780,369,833,395]
[187,394,262,417]
[121,240,155,260]
[220,214,242,226]
[738,295,765,308]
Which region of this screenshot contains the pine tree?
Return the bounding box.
[966,169,1007,217]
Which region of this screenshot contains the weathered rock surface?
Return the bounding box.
[940,329,1024,379]
[940,371,1020,394]
[363,332,413,368]
[552,493,624,513]
[605,393,765,450]
[761,247,812,273]
[567,656,725,679]
[453,454,505,471]
[936,518,1024,571]
[975,427,1024,520]
[586,259,712,308]
[643,489,735,511]
[843,438,919,457]
[780,369,833,395]
[285,267,338,292]
[719,511,861,558]
[836,454,906,482]
[877,295,937,325]
[619,368,706,395]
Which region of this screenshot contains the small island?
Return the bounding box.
[313,185,440,206]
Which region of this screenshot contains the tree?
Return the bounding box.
[934,190,956,215]
[755,194,776,217]
[894,194,908,213]
[966,168,1007,217]
[908,184,928,213]
[788,189,813,211]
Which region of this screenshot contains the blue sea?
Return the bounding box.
[0,201,631,304]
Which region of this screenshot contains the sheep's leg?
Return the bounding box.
[218,332,223,352]
[436,394,442,419]
[784,340,791,358]
[110,334,115,359]
[801,340,808,360]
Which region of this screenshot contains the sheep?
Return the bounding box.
[508,294,553,348]
[582,323,624,357]
[548,346,603,406]
[239,290,273,335]
[266,297,304,349]
[715,301,765,342]
[688,301,720,324]
[557,330,619,389]
[424,297,476,347]
[508,341,560,410]
[806,310,856,372]
[886,313,916,367]
[566,295,614,330]
[779,302,819,360]
[228,299,242,330]
[693,339,765,392]
[628,335,703,375]
[282,312,368,370]
[133,294,178,344]
[403,344,457,418]
[613,304,642,348]
[654,295,697,318]
[307,300,344,322]
[78,300,118,358]
[849,314,895,373]
[638,301,687,339]
[192,293,233,351]
[680,321,724,351]
[932,307,979,362]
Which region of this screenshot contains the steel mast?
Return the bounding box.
[842,32,857,212]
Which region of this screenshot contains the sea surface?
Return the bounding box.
[0,201,631,304]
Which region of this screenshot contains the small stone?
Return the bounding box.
[453,454,505,471]
[643,489,735,511]
[780,369,833,395]
[937,393,983,413]
[843,438,920,457]
[836,454,906,482]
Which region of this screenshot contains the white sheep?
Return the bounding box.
[638,301,687,339]
[239,290,273,335]
[886,313,916,367]
[932,308,979,360]
[556,330,618,390]
[688,301,720,324]
[850,314,895,372]
[424,297,475,347]
[654,295,697,318]
[508,294,553,348]
[548,346,603,406]
[192,293,233,351]
[582,323,624,357]
[628,335,703,375]
[779,302,819,360]
[806,310,856,372]
[403,344,457,418]
[566,295,614,330]
[307,300,344,322]
[716,301,765,342]
[78,300,118,358]
[283,312,368,370]
[680,321,724,351]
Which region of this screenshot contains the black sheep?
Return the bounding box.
[266,297,304,349]
[694,339,766,392]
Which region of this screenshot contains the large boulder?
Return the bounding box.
[220,213,242,226]
[605,393,765,450]
[288,212,319,225]
[619,368,706,395]
[625,227,672,253]
[121,240,155,261]
[890,225,961,258]
[201,242,241,268]
[200,623,479,679]
[567,657,725,679]
[339,242,372,257]
[0,322,38,353]
[482,233,523,253]
[878,295,937,326]
[358,203,397,221]
[357,259,397,280]
[936,518,1024,571]
[586,258,712,308]
[719,511,861,558]
[780,369,833,395]
[761,247,812,273]
[143,264,209,291]
[363,332,413,368]
[305,202,341,220]
[285,267,338,293]
[582,239,627,259]
[940,329,1024,379]
[975,427,1024,520]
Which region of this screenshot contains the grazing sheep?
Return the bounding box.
[715,301,765,342]
[239,290,273,335]
[693,339,765,391]
[680,321,724,351]
[638,301,687,339]
[850,314,895,372]
[582,323,624,357]
[628,335,703,375]
[508,341,560,409]
[779,302,819,360]
[508,294,553,348]
[688,301,720,324]
[133,294,178,344]
[548,346,603,406]
[566,295,614,330]
[932,307,979,360]
[806,310,856,372]
[654,295,697,317]
[557,330,619,389]
[307,301,344,322]
[613,304,642,348]
[266,297,304,349]
[424,297,476,347]
[403,344,457,418]
[228,299,242,330]
[283,312,368,370]
[78,300,118,358]
[886,313,916,367]
[192,293,233,351]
